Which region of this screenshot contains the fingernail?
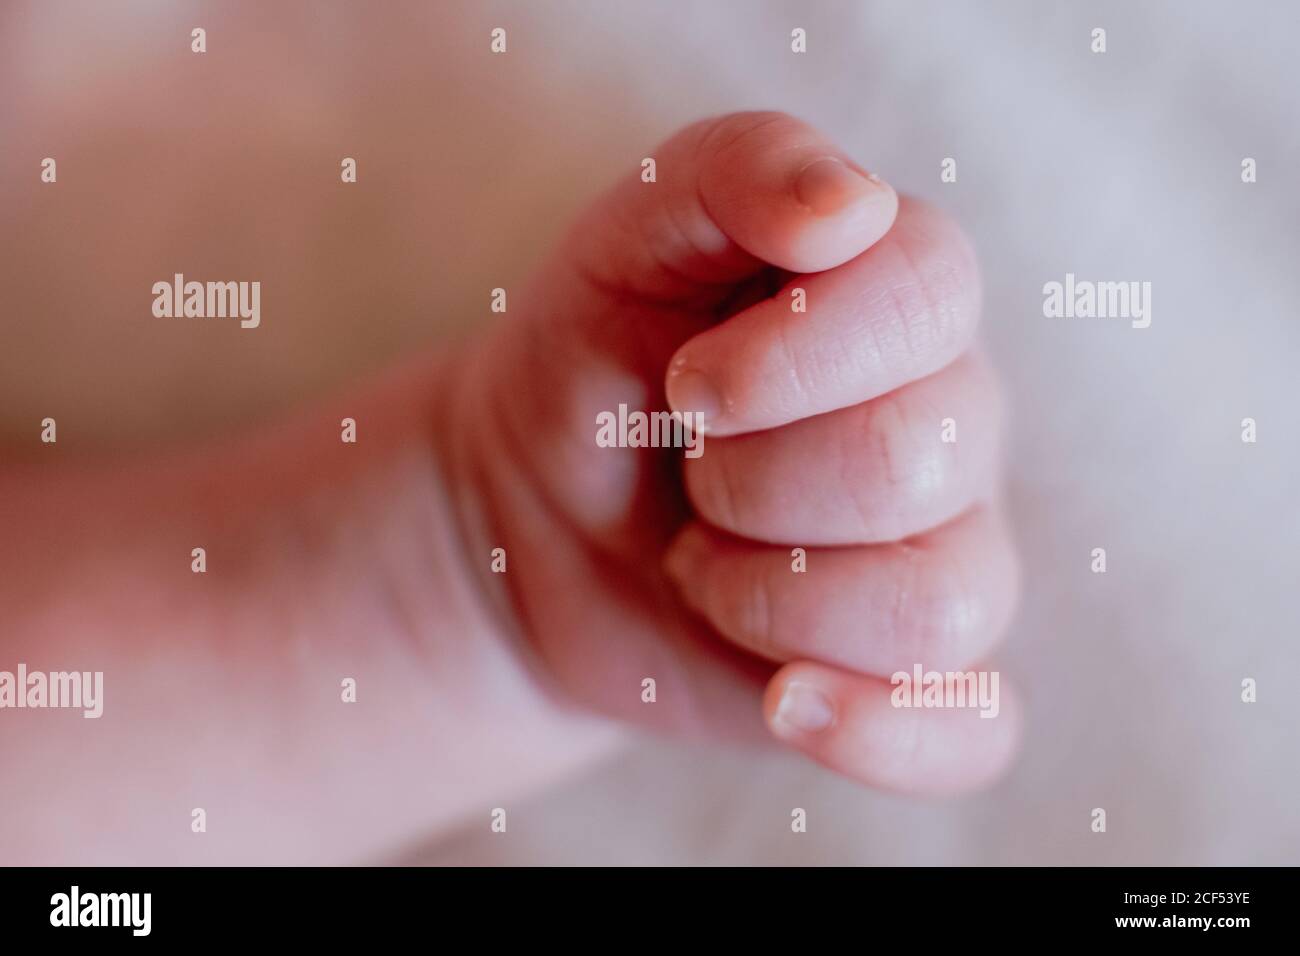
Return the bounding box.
[794,157,881,216]
[773,681,835,735]
[667,364,723,429]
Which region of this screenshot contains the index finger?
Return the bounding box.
[666,197,981,437]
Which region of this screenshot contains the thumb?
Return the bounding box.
[563,110,899,306]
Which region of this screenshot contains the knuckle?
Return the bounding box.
[840,401,897,537]
[913,547,1006,669]
[882,542,926,659]
[850,393,950,538]
[880,205,981,362]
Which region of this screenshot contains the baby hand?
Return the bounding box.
[450,111,1020,794]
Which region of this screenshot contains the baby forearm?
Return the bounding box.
[0,357,613,863]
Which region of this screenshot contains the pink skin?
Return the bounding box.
[665,194,983,436]
[0,111,1019,864]
[679,351,1006,545]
